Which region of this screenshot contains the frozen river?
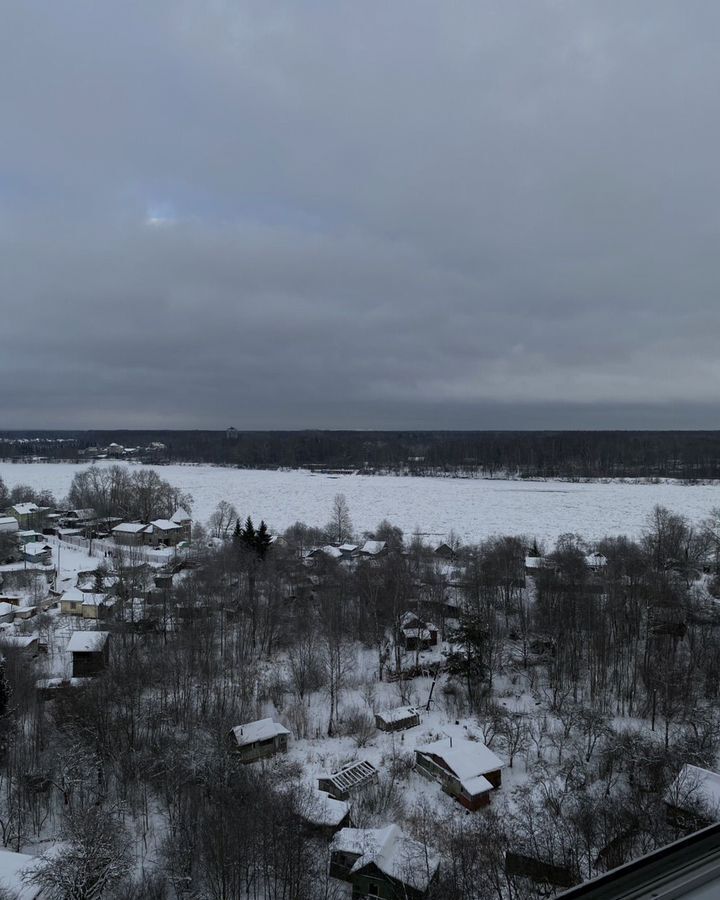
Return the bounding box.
[2,461,720,546]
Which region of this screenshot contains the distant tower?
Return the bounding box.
[225,427,239,440]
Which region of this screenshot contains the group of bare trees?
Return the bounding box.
[0,476,56,510]
[66,465,192,521]
[3,497,720,896]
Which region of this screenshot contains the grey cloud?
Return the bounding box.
[2,1,719,428]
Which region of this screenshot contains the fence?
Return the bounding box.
[53,534,188,565]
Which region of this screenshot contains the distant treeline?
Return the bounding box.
[4,429,720,479]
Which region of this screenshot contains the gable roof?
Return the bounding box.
[171,507,191,524]
[0,517,19,533]
[112,522,151,534]
[150,519,183,531]
[67,631,109,653]
[9,503,39,515]
[230,718,291,747]
[360,540,386,555]
[22,542,52,556]
[303,790,350,827]
[331,825,440,892]
[416,738,504,791]
[61,588,106,605]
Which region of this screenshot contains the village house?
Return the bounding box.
[149,519,184,547]
[59,508,97,527]
[0,604,15,625]
[338,543,359,559]
[170,508,192,540]
[60,588,108,617]
[0,517,19,536]
[399,612,438,652]
[16,530,44,546]
[229,718,291,763]
[20,543,52,566]
[67,630,110,677]
[318,761,379,801]
[329,825,440,899]
[81,595,116,621]
[0,635,39,655]
[359,540,388,558]
[415,738,504,810]
[300,790,351,838]
[434,542,456,560]
[375,706,421,733]
[13,606,37,622]
[6,503,50,530]
[112,522,151,546]
[524,555,548,576]
[666,763,720,828]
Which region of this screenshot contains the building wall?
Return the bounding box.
[376,713,420,732]
[61,600,83,616]
[113,531,148,546]
[236,733,288,764]
[71,648,107,678]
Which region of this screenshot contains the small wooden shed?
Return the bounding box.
[375,706,421,733]
[229,718,291,764]
[67,631,110,678]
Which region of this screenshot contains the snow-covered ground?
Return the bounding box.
[3,460,720,545]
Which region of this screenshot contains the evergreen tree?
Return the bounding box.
[446,614,490,710]
[256,520,272,559]
[239,516,256,553]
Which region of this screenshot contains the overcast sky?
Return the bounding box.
[2,1,719,429]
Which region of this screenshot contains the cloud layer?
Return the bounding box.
[3,1,719,428]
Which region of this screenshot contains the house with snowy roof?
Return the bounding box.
[171,508,192,540]
[20,543,52,566]
[60,588,108,617]
[229,717,291,763]
[6,503,50,530]
[111,522,152,546]
[399,612,438,652]
[359,540,388,558]
[0,517,19,536]
[666,764,720,828]
[60,508,97,526]
[148,519,184,546]
[330,825,440,899]
[299,790,351,838]
[415,738,504,810]
[67,630,110,677]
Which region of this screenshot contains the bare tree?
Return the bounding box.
[327,493,353,544]
[208,500,239,539]
[27,806,132,900]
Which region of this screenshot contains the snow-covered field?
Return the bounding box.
[4,460,720,545]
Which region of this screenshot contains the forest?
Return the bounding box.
[5,430,720,479]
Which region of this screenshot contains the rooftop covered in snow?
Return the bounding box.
[67,631,110,653]
[331,825,440,893]
[230,718,290,747]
